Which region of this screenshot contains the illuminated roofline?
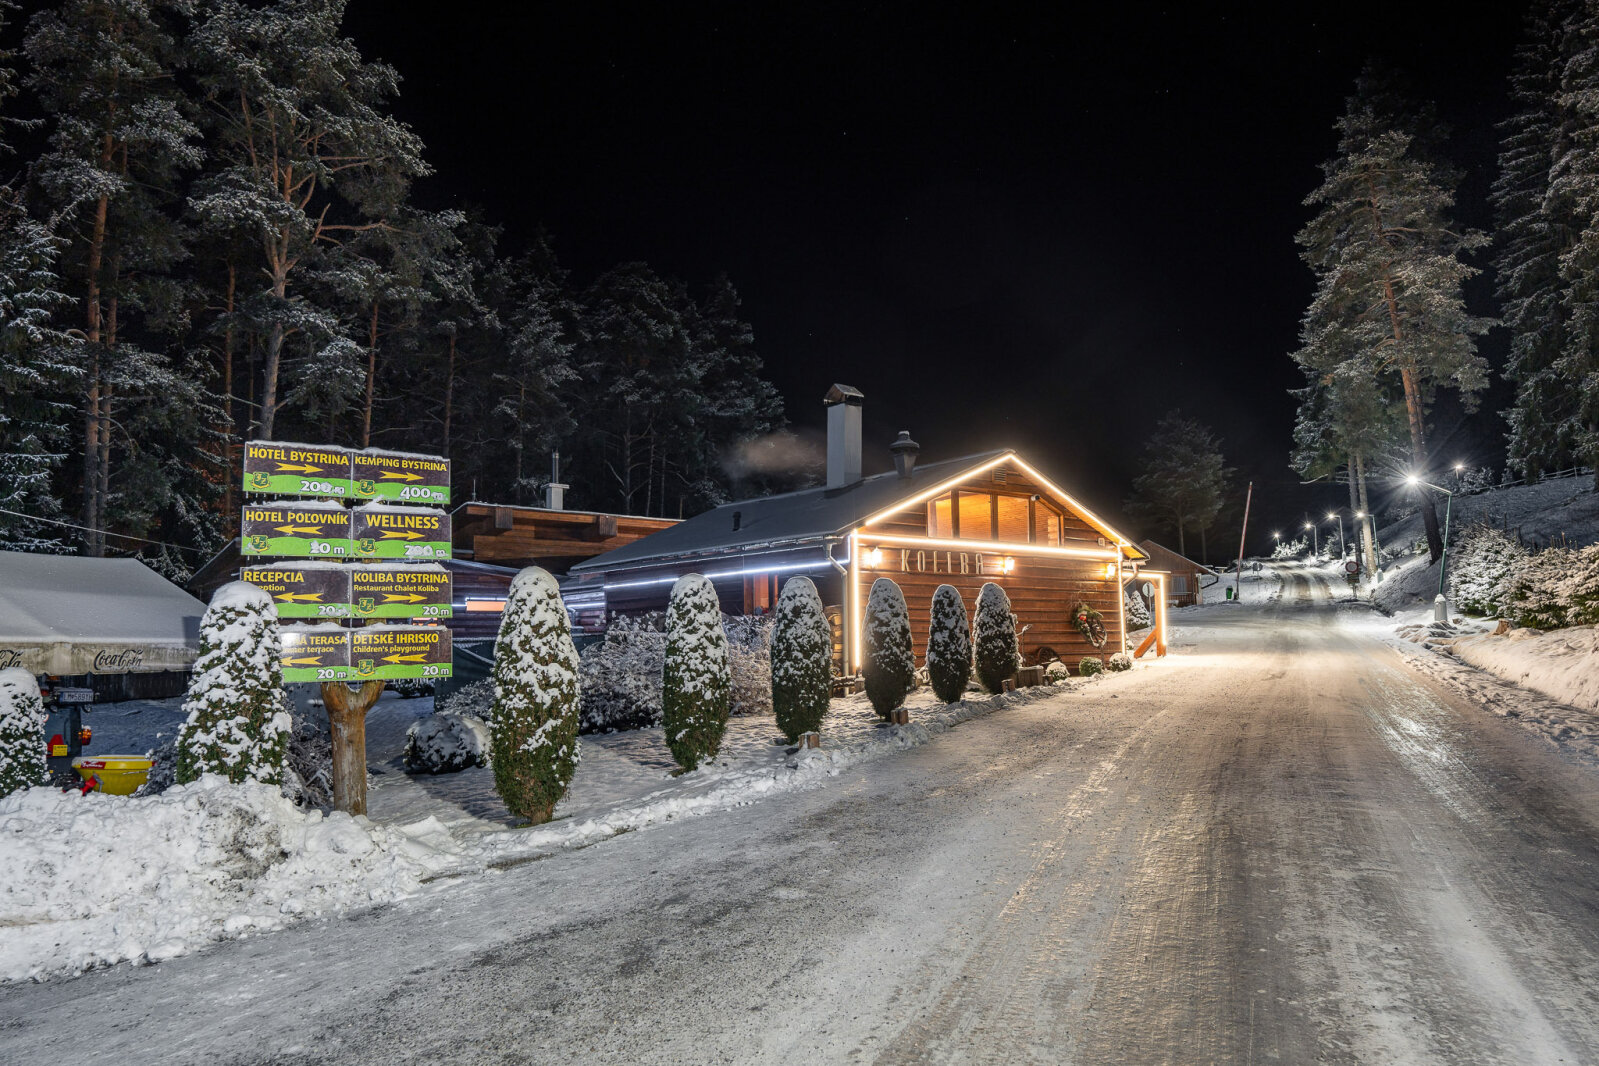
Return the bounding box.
[858,531,1120,560]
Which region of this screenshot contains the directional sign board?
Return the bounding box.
[351,450,450,505]
[241,562,352,619]
[241,502,353,559]
[349,625,452,681]
[242,442,353,499]
[351,505,451,561]
[279,625,351,683]
[350,564,452,620]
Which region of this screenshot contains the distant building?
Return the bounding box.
[1135,541,1218,607]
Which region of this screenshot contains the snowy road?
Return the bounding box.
[5,563,1599,1065]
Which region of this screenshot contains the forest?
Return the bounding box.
[0,0,786,577]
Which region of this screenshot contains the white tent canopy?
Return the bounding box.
[0,551,207,675]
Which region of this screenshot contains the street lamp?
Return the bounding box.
[1326,511,1347,560]
[1406,473,1455,620]
[1303,520,1317,559]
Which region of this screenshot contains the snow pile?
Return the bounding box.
[0,776,458,982]
[0,668,47,798]
[1448,625,1599,724]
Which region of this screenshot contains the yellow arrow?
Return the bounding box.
[379,530,424,540]
[274,525,325,536]
[381,593,427,603]
[378,471,423,481]
[275,462,324,474]
[275,592,325,602]
[283,656,323,666]
[382,653,429,663]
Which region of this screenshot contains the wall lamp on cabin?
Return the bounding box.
[1103,562,1117,579]
[1000,556,1016,575]
[864,546,884,567]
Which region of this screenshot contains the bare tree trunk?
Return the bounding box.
[1355,452,1378,577]
[321,681,384,815]
[221,262,237,521]
[82,183,111,556]
[258,242,291,439]
[362,299,378,448]
[442,333,456,452]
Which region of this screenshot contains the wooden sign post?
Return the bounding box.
[321,679,385,815]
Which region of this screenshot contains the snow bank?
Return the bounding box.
[0,776,458,982]
[1450,625,1599,722]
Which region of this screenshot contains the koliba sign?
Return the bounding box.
[351,452,450,505]
[241,503,353,558]
[278,626,351,683]
[350,625,452,681]
[240,563,352,619]
[243,443,353,499]
[350,564,452,619]
[240,441,450,504]
[351,506,451,561]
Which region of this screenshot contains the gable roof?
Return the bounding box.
[1138,540,1219,575]
[572,450,1143,573]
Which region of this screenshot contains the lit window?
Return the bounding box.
[957,492,993,540]
[995,495,1029,542]
[929,495,954,538]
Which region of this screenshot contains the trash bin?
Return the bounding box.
[1225,586,1234,600]
[72,755,154,795]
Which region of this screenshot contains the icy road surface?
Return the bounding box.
[4,563,1599,1065]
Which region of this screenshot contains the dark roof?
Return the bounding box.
[1138,540,1219,575]
[570,452,1009,573]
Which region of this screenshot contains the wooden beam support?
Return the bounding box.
[321,680,385,815]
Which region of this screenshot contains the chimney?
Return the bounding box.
[823,384,864,490]
[545,451,569,511]
[890,431,920,478]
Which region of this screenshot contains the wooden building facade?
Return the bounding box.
[1135,540,1217,608]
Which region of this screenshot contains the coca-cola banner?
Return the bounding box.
[0,641,195,675]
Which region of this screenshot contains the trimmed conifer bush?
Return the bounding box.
[1124,587,1151,629]
[863,577,914,719]
[0,668,47,798]
[771,576,831,742]
[662,574,732,770]
[974,581,1019,692]
[926,583,972,703]
[490,566,582,823]
[176,581,289,785]
[1079,656,1103,677]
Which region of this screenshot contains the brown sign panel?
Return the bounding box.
[350,564,452,620]
[278,625,351,683]
[348,625,452,681]
[241,502,353,558]
[350,506,451,561]
[350,450,450,505]
[242,442,353,498]
[241,563,352,619]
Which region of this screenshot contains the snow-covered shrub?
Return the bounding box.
[578,613,665,732]
[1044,660,1070,683]
[1557,543,1599,626]
[1124,587,1151,629]
[439,677,495,722]
[1078,656,1103,677]
[490,567,582,823]
[770,577,831,742]
[280,700,333,809]
[863,577,914,719]
[0,668,47,798]
[176,582,289,786]
[404,713,490,774]
[1457,466,1495,495]
[974,582,1019,693]
[1106,651,1133,672]
[1271,536,1307,560]
[1500,548,1575,630]
[662,574,732,771]
[926,584,972,703]
[1449,526,1527,616]
[388,677,434,698]
[725,614,773,718]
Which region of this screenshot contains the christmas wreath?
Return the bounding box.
[1073,602,1108,649]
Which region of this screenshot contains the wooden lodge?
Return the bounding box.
[568,385,1170,675]
[1136,540,1218,608]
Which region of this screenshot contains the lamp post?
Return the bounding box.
[1326,511,1347,561]
[1406,474,1455,620]
[1303,520,1317,559]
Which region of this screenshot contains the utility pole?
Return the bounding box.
[1232,481,1253,601]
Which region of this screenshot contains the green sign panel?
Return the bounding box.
[242,442,353,499]
[279,625,351,683]
[241,563,352,619]
[241,502,353,558]
[349,625,452,681]
[351,450,450,505]
[350,564,452,620]
[351,505,451,561]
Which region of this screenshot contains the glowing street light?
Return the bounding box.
[1404,472,1456,619]
[1303,520,1318,558]
[1326,510,1347,560]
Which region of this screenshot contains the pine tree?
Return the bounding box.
[661,574,731,771]
[1126,412,1230,560]
[25,0,202,556]
[176,581,289,785]
[1494,0,1585,479]
[1124,586,1151,629]
[187,0,427,441]
[1297,69,1492,562]
[770,576,831,742]
[0,667,48,798]
[493,242,576,504]
[489,566,581,824]
[974,582,1018,693]
[1450,527,1528,616]
[863,577,914,718]
[926,583,972,703]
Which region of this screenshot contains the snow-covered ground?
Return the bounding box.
[1,674,1135,983]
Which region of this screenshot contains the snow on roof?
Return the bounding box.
[0,550,208,673]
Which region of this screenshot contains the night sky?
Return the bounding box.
[349,3,1528,557]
